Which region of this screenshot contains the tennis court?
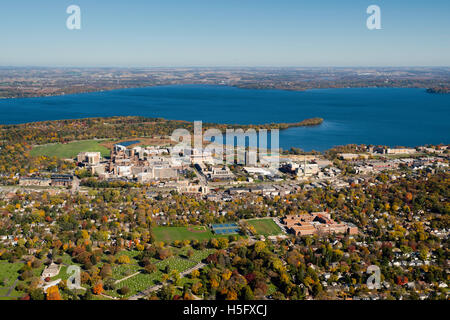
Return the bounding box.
[211,223,240,235]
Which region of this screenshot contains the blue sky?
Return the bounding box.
[0,0,449,67]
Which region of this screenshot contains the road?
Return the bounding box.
[193,166,208,186]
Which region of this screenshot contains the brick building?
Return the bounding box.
[282,212,358,236]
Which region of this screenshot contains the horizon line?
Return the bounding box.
[1,65,450,69]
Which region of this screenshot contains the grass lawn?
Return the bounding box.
[91,294,114,300]
[157,257,197,273]
[112,264,141,280]
[55,254,75,265]
[0,261,22,288]
[30,140,109,159]
[109,258,197,299]
[153,226,218,243]
[111,272,160,298]
[178,248,215,263]
[107,247,214,299]
[50,265,74,281]
[32,263,46,277]
[246,218,282,236]
[0,261,23,299]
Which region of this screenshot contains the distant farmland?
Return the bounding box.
[30,140,110,159]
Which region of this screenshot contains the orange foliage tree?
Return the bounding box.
[92,282,104,295]
[46,286,62,300]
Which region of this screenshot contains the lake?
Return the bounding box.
[0,85,449,151]
[115,140,141,147]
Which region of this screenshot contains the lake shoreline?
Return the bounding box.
[0,83,440,101]
[0,86,448,151]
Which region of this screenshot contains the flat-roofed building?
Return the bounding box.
[153,166,178,179]
[298,163,320,177]
[209,166,234,180]
[339,153,369,160]
[177,181,209,195]
[90,164,105,175]
[117,166,132,177]
[386,148,417,155]
[51,174,75,187]
[291,224,317,236]
[19,177,51,187]
[77,152,101,165]
[41,263,60,278]
[282,212,357,236]
[243,167,273,176]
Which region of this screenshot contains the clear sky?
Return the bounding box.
[0,0,449,67]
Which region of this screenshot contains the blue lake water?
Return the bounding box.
[115,140,141,147]
[0,85,449,151]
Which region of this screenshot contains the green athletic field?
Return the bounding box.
[246,218,282,236]
[153,226,218,243]
[30,140,110,159]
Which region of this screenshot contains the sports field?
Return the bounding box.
[246,218,282,236]
[30,140,110,159]
[153,226,217,243]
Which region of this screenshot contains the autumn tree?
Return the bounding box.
[92,282,104,295]
[46,285,62,300]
